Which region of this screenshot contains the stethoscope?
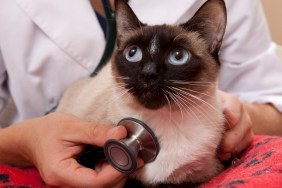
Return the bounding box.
[77,0,160,174]
[78,118,159,174]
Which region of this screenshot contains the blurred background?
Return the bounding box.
[262,0,282,45]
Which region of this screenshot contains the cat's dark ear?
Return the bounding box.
[181,0,227,54]
[115,0,142,47]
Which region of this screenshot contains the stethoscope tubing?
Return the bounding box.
[90,0,117,77]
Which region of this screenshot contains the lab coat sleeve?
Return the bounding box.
[0,50,9,112]
[218,0,282,112]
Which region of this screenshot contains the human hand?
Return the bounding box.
[20,112,128,188]
[218,91,254,161]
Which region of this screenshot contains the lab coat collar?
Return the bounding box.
[128,0,205,25]
[15,0,106,72]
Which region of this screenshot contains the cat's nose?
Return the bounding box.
[141,61,158,82]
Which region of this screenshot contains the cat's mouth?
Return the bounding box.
[130,86,167,109]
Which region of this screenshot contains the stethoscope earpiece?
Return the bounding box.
[104,118,159,174]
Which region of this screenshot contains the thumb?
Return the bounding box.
[218,90,241,129]
[74,123,127,147]
[55,158,126,187]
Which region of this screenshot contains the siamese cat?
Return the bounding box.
[56,0,227,187]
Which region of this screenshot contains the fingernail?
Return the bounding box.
[108,126,127,138]
[108,126,121,136]
[137,158,144,168]
[219,152,232,162]
[232,147,238,158]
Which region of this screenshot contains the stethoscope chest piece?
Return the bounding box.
[104,118,159,174]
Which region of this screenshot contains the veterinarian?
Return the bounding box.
[0,0,282,187]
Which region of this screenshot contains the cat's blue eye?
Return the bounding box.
[124,45,143,62]
[168,48,189,65]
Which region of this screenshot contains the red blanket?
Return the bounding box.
[1,136,282,187]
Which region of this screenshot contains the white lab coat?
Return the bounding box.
[0,0,282,125]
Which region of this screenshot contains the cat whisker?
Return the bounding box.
[113,81,129,87]
[169,89,202,125]
[171,87,230,128]
[165,90,185,121]
[112,85,127,91]
[171,86,217,109]
[169,80,215,86]
[187,93,226,127]
[164,89,217,139]
[177,86,215,99]
[169,80,215,83]
[171,87,219,126]
[169,89,205,124]
[162,89,173,120]
[168,87,209,124]
[111,75,131,80]
[114,83,128,88]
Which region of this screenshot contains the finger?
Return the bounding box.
[54,159,126,188]
[219,107,252,162]
[44,158,99,187]
[222,107,252,153]
[222,105,241,130]
[219,129,253,162]
[220,129,253,160]
[219,91,242,130]
[53,113,127,147]
[74,123,127,147]
[218,151,232,162]
[112,178,127,188]
[236,128,254,154]
[137,158,145,169]
[96,162,127,187]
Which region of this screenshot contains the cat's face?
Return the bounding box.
[112,0,227,110]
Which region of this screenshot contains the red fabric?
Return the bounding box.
[202,136,282,188]
[0,136,282,187]
[0,164,45,187]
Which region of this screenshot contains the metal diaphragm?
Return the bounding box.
[104,118,159,174]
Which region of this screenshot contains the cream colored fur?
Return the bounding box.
[56,62,225,185]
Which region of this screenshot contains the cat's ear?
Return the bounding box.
[115,0,142,46]
[181,0,227,54]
